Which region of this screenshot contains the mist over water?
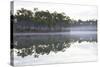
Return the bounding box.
[12,25,97,65]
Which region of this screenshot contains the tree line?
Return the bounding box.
[15,8,71,27]
[11,8,97,32]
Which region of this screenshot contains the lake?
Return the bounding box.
[12,26,97,66]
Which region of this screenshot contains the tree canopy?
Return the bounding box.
[13,8,97,32]
[15,8,71,27]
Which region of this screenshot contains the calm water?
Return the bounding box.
[12,26,97,65]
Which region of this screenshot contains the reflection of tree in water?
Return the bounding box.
[14,39,71,58]
[13,34,97,58]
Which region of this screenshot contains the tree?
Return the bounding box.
[14,8,72,32]
[15,8,33,21]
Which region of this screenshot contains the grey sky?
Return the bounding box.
[14,1,98,20]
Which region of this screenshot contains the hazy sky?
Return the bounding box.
[14,1,98,20]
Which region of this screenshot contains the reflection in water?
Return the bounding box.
[16,42,70,58]
[12,31,97,58]
[13,35,71,58]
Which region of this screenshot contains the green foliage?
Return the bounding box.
[15,8,71,27]
[15,8,33,21]
[14,8,97,33]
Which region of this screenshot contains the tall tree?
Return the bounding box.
[15,8,33,21]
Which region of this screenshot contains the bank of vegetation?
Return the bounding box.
[11,8,97,32]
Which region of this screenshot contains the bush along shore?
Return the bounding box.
[11,8,97,33]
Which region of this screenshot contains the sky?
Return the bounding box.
[14,1,98,20]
